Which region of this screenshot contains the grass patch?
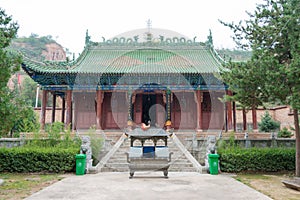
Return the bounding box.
[0,173,68,200]
[236,173,272,180]
[234,173,300,200]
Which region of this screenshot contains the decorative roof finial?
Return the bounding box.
[85,29,91,46]
[133,35,139,42]
[207,29,213,47]
[146,19,152,32]
[159,35,164,42]
[145,19,153,42]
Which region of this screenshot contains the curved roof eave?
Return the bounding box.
[21,40,225,77]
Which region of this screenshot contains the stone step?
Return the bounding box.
[104,161,195,170]
[102,164,196,172]
[100,167,128,172]
[170,163,194,168]
[109,151,190,159]
[113,151,128,155]
[110,154,187,162]
[105,163,129,168]
[106,161,194,169]
[169,168,197,172]
[102,165,197,172]
[107,158,128,162]
[100,133,202,173]
[107,157,189,163]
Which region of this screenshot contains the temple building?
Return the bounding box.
[21,28,237,132]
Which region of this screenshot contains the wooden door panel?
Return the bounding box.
[134,94,142,124]
[202,112,210,130]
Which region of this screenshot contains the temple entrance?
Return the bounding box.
[142,94,156,126]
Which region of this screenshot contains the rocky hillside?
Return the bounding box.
[10,35,66,61]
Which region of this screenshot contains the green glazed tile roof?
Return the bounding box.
[22,41,225,75]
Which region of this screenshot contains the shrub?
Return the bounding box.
[0,122,81,173]
[46,122,64,145]
[219,147,295,172]
[277,127,293,138]
[86,126,104,165]
[258,111,280,132]
[217,132,236,150]
[0,147,78,173]
[25,122,81,149]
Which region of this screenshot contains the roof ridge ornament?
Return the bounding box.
[145,19,153,42]
[206,29,213,48]
[146,19,152,33]
[85,29,91,46]
[133,35,139,42]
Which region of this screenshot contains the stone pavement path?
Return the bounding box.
[25,172,272,200]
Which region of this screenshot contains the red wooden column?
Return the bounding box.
[233,101,236,132]
[51,93,57,123]
[96,90,103,130]
[126,91,134,129]
[41,90,48,129]
[195,90,203,130]
[164,90,172,130]
[252,106,258,131]
[226,90,233,131]
[65,90,72,128]
[61,96,65,123]
[242,108,247,131]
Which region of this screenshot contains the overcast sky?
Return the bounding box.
[2,0,263,55]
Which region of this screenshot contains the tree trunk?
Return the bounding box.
[294,109,300,177]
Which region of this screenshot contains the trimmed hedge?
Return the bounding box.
[219,148,295,173]
[0,147,79,173]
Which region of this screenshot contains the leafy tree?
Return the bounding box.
[5,77,40,137]
[11,101,40,136]
[258,111,280,132]
[220,0,300,176]
[0,8,22,137]
[0,9,20,88]
[0,87,18,136]
[20,76,39,107]
[221,60,266,109]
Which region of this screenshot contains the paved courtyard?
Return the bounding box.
[25,172,272,200]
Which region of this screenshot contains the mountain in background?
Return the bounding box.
[216,48,252,62]
[10,34,66,61]
[10,34,251,63]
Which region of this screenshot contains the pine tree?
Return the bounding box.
[220,0,300,176]
[258,111,280,132]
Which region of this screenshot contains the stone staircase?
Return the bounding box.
[96,133,204,173]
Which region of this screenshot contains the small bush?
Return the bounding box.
[277,127,293,138]
[12,106,40,135]
[86,126,104,165]
[219,147,295,172]
[217,132,236,150]
[258,111,280,132]
[0,147,78,173]
[25,123,81,149]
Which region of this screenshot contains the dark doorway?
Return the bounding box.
[142,94,156,126]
